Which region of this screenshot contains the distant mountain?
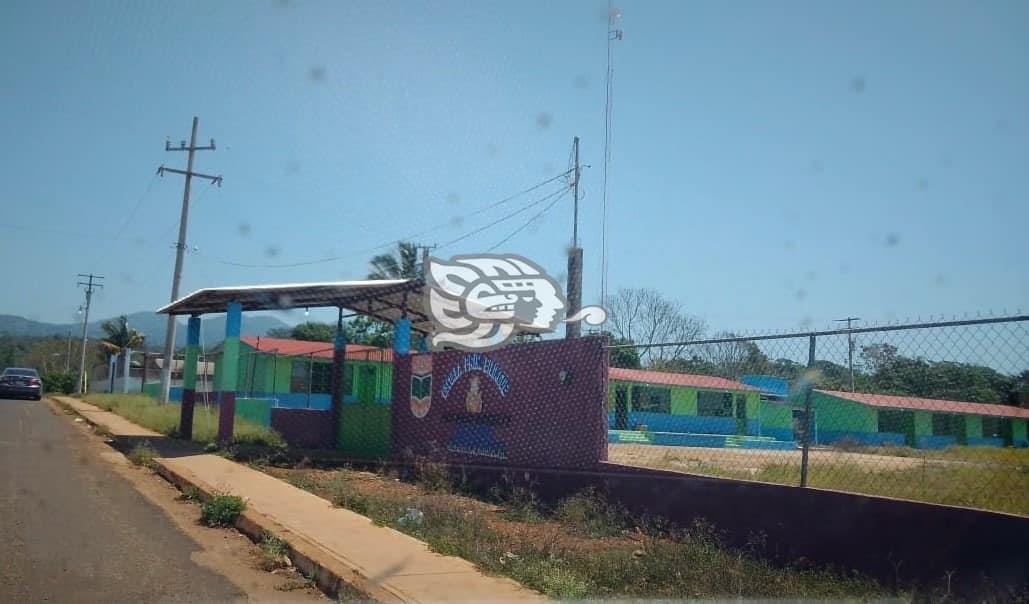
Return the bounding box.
[0,311,291,348]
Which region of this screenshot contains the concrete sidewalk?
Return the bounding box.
[59,397,163,437]
[52,397,545,603]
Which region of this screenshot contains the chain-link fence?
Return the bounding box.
[606,315,1029,516]
[234,346,392,410]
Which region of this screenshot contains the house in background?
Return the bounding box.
[213,336,394,456]
[214,336,393,409]
[807,389,1029,448]
[606,368,1029,450]
[606,367,796,449]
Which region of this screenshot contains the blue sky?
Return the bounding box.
[1,0,1026,337]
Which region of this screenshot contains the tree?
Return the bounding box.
[290,322,336,342]
[699,335,769,380]
[606,288,706,366]
[511,332,542,345]
[368,241,421,280]
[598,331,642,369]
[860,343,899,374]
[344,316,394,348]
[99,316,145,358]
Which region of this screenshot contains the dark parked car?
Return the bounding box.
[0,367,43,400]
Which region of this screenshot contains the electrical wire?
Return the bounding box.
[435,185,571,252]
[196,170,574,269]
[487,187,571,252]
[112,173,160,240]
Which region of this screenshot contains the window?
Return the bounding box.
[631,386,671,414]
[311,362,332,394]
[697,391,733,417]
[981,416,1002,438]
[932,414,962,437]
[290,360,309,393]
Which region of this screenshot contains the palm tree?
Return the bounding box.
[367,241,421,280]
[99,316,145,357]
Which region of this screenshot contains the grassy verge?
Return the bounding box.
[262,465,890,600]
[83,393,284,448]
[644,447,1029,517]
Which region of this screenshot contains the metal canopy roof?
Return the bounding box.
[157,279,435,334]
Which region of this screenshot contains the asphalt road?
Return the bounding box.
[0,397,245,603]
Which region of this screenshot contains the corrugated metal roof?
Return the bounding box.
[609,367,759,392]
[157,279,433,334]
[817,389,1029,419]
[240,336,393,362]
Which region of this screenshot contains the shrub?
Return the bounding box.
[200,493,246,527]
[178,485,202,502]
[42,371,78,394]
[554,488,628,538]
[127,442,158,468]
[258,533,291,571]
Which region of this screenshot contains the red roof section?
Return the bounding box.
[240,336,393,362]
[817,390,1029,420]
[609,367,759,392]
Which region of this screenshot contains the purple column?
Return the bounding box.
[179,315,201,439]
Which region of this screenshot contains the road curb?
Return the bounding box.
[50,396,400,603]
[153,461,405,603]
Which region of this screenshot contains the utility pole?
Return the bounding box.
[76,274,104,394]
[156,117,222,404]
[566,136,583,339]
[65,330,72,372]
[415,243,437,275]
[836,317,861,391]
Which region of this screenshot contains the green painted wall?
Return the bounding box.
[1012,418,1027,442]
[811,393,877,431]
[965,415,983,439]
[760,403,794,430]
[338,404,390,457]
[745,392,760,421]
[670,387,696,415]
[914,411,932,438]
[235,398,271,427]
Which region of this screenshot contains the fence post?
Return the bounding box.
[141,352,148,393]
[800,334,816,487]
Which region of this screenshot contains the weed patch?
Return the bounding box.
[200,493,246,527]
[258,532,291,571]
[127,442,158,468]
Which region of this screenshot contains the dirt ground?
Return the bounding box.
[608,443,953,475]
[45,399,329,603]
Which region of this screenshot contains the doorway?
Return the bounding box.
[615,387,629,430]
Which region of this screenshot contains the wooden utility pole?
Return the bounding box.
[76,274,103,394]
[156,117,222,404]
[566,136,583,339]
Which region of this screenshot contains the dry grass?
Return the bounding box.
[262,465,889,600]
[84,393,283,447]
[611,444,1029,517]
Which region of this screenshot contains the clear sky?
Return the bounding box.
[1,0,1026,336]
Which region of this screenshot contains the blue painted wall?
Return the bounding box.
[608,411,758,435]
[818,430,906,446]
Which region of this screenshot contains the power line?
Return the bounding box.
[112,173,161,240]
[487,187,571,252]
[196,170,574,269]
[436,185,571,252]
